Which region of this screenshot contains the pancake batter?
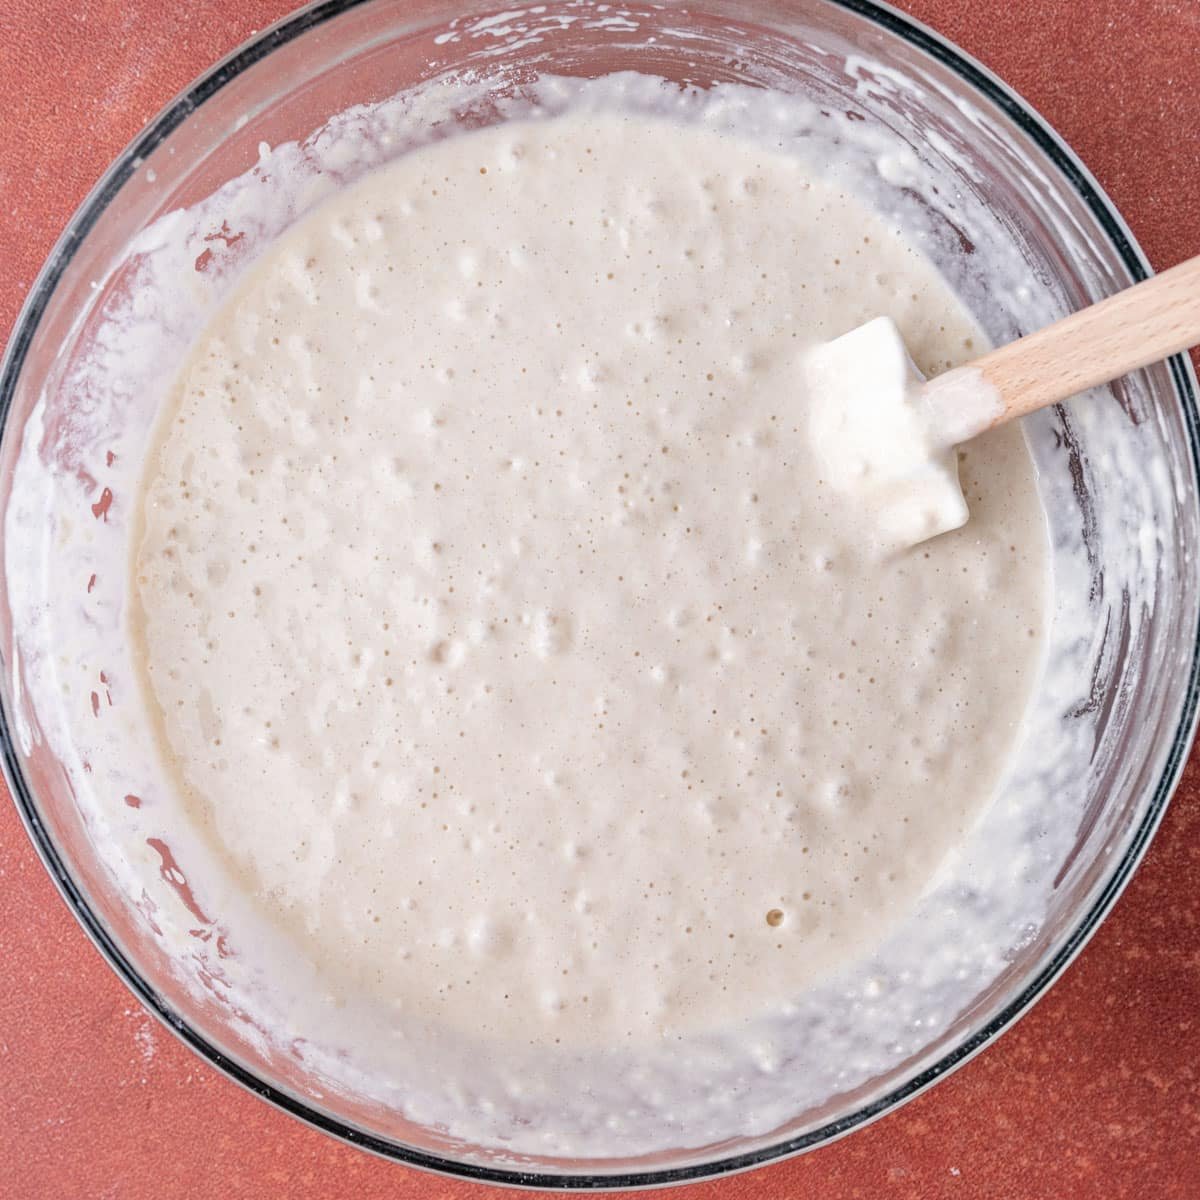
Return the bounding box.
[131,110,1048,1049]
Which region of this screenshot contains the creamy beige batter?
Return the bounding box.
[131,110,1047,1048]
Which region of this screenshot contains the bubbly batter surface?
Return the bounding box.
[132,111,1047,1047]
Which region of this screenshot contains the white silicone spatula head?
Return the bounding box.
[803,317,971,547]
[804,254,1200,550]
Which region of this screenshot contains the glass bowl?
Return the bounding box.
[2,0,1197,1187]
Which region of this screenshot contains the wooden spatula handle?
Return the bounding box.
[973,254,1200,423]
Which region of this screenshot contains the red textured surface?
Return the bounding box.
[2,1,1199,1196]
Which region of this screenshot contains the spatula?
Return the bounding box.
[802,254,1200,549]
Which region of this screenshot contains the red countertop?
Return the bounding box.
[2,2,1198,1197]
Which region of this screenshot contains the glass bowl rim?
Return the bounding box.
[2,0,1198,1188]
